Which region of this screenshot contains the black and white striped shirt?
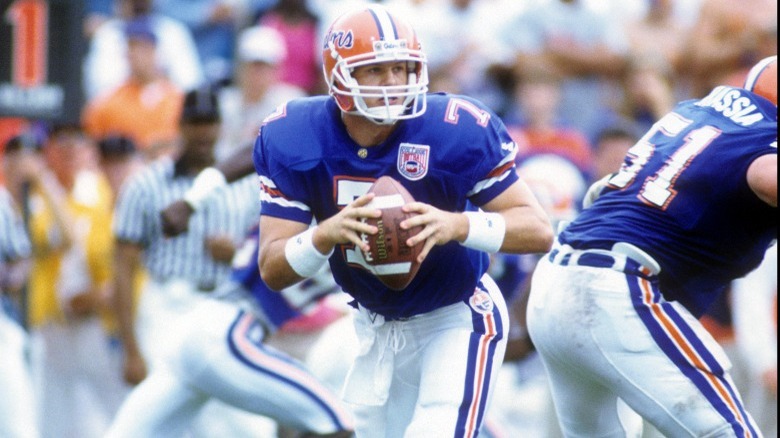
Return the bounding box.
[1,188,31,295]
[113,157,259,289]
[0,188,31,262]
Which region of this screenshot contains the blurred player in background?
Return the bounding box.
[254,5,552,437]
[107,223,354,437]
[527,55,777,437]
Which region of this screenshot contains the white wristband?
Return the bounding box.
[183,167,228,211]
[285,227,333,278]
[461,211,506,253]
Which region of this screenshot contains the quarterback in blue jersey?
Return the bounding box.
[527,56,778,437]
[252,6,552,437]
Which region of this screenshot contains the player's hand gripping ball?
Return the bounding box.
[361,176,423,290]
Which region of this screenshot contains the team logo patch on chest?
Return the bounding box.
[397,143,430,181]
[469,289,494,315]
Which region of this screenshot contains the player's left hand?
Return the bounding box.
[161,200,195,237]
[401,202,468,263]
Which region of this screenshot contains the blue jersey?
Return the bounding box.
[561,86,777,317]
[254,93,519,319]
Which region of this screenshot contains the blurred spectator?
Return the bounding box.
[2,134,73,257]
[215,25,306,161]
[617,55,676,135]
[590,122,640,181]
[12,125,127,438]
[82,17,184,160]
[96,135,146,201]
[731,244,777,438]
[152,0,272,85]
[0,118,33,184]
[258,0,323,94]
[505,71,593,174]
[83,0,204,100]
[499,0,631,140]
[310,0,373,40]
[390,0,517,111]
[682,0,777,97]
[624,0,691,89]
[84,0,115,38]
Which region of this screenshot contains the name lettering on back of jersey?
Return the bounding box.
[696,86,764,126]
[397,143,430,181]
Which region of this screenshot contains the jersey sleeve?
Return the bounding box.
[253,124,315,225]
[456,96,520,207]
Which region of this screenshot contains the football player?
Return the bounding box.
[254,5,552,437]
[527,55,777,437]
[164,6,553,436]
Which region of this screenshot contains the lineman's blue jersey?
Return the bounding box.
[254,93,519,319]
[561,86,777,317]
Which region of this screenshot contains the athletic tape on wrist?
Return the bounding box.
[183,167,227,210]
[285,227,333,278]
[461,211,505,253]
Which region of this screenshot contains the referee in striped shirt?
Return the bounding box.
[112,86,260,386]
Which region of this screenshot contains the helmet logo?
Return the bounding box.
[324,30,354,49]
[397,143,429,181]
[373,39,407,52]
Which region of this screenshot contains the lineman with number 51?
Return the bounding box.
[527,56,777,437]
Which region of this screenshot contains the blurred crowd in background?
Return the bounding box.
[0,0,776,437]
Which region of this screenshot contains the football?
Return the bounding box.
[361,176,423,290]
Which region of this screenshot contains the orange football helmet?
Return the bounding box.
[322,6,428,124]
[743,55,777,106]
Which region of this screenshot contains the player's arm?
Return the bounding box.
[403,179,553,263]
[257,194,380,291]
[747,153,777,207]
[113,239,146,385]
[161,144,255,236]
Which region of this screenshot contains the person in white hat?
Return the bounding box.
[214,25,306,161]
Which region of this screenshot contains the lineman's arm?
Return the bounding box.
[113,239,146,385]
[161,144,255,236]
[258,193,381,291]
[747,153,777,207]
